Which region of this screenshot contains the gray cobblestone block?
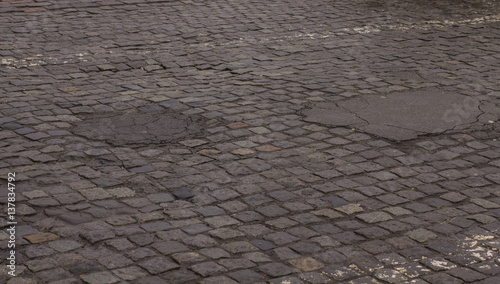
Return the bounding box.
[221,241,259,254]
[111,266,148,281]
[133,212,163,223]
[28,197,60,207]
[233,211,264,222]
[356,211,393,223]
[255,205,289,217]
[356,227,390,238]
[164,209,198,219]
[127,248,156,261]
[152,241,189,255]
[378,220,413,233]
[242,252,272,263]
[394,262,432,278]
[171,252,207,264]
[238,224,272,237]
[65,257,102,275]
[25,258,59,272]
[210,189,240,201]
[422,272,465,284]
[47,240,83,252]
[376,253,408,266]
[405,203,434,213]
[218,200,248,212]
[128,234,154,246]
[259,262,296,277]
[25,245,56,258]
[191,261,228,277]
[400,247,435,261]
[285,226,318,239]
[182,223,212,234]
[45,278,79,284]
[133,276,168,284]
[218,258,256,271]
[35,267,72,282]
[163,269,199,283]
[98,253,133,269]
[204,216,240,228]
[80,271,120,284]
[25,132,50,140]
[195,206,226,216]
[320,195,348,207]
[471,198,500,209]
[209,228,245,240]
[81,230,115,244]
[140,221,172,232]
[374,269,408,283]
[184,235,219,248]
[53,193,86,204]
[227,269,266,283]
[138,257,179,274]
[289,213,323,224]
[199,248,231,260]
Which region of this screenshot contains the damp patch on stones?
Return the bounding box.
[302,87,489,141]
[72,110,206,146]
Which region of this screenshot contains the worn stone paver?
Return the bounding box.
[1,0,500,283]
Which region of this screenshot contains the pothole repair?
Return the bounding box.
[303,87,499,141]
[72,110,207,146]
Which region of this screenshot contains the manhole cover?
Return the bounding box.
[73,110,206,146]
[302,87,489,140]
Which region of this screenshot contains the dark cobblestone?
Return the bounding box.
[2,0,500,283]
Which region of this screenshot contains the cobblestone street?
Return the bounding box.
[1,0,500,283]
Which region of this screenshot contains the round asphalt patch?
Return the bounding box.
[72,110,206,146]
[302,87,499,141]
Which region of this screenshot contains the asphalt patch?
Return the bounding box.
[172,188,194,200]
[302,87,491,141]
[72,110,206,146]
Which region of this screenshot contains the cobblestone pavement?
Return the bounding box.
[1,0,500,283]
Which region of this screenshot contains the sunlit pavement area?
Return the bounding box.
[1,0,500,283]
